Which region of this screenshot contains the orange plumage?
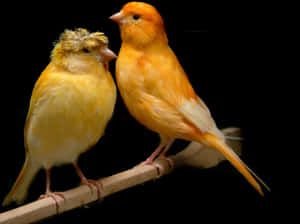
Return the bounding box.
[111,2,269,195]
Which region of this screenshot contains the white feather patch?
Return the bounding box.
[178,98,224,140]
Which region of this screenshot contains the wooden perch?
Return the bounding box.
[0,127,241,224]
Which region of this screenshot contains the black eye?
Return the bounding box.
[82,48,90,53]
[133,14,140,20]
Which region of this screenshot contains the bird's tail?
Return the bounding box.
[2,156,40,206]
[201,133,270,196]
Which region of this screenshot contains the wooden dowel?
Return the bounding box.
[0,127,241,224]
[0,161,170,224]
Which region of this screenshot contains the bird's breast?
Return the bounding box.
[26,72,116,166]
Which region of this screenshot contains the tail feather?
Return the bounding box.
[202,133,269,196]
[245,164,271,192]
[2,156,40,206]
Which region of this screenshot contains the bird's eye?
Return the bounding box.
[82,48,90,53]
[133,14,140,20]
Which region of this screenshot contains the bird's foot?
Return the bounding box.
[156,156,175,169]
[39,192,65,213]
[81,179,103,200]
[136,158,153,167]
[135,159,167,177]
[153,156,174,177]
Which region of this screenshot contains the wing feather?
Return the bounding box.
[145,47,224,140]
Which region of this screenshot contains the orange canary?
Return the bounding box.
[3,28,117,206]
[110,2,269,195]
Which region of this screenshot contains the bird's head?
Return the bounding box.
[52,28,116,67]
[110,2,168,48]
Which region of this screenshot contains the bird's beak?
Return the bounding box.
[109,12,124,23]
[100,47,117,61]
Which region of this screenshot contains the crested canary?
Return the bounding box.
[110,2,269,195]
[3,28,117,206]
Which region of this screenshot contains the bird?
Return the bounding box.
[2,28,117,207]
[110,2,269,195]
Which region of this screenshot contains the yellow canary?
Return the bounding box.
[3,28,117,206]
[110,2,269,195]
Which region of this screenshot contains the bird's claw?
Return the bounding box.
[157,156,175,169]
[152,162,165,177]
[136,157,173,177]
[81,179,103,200]
[39,192,65,213]
[154,156,174,177]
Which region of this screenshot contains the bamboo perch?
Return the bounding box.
[0,127,241,224]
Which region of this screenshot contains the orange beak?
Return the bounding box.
[109,12,124,23]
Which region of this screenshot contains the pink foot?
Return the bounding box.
[136,159,153,167]
[136,159,166,177]
[81,179,103,200]
[152,162,166,177]
[39,192,65,213]
[157,156,175,169]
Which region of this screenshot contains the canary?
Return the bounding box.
[3,28,117,206]
[110,2,269,195]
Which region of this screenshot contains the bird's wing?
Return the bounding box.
[145,48,224,139]
[176,96,223,139]
[24,65,52,151]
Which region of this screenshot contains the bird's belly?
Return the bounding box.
[121,91,193,139]
[26,77,116,167]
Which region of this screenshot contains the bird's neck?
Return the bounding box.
[121,38,169,54]
[121,30,168,51]
[51,54,107,75]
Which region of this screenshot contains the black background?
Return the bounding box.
[0,0,286,223]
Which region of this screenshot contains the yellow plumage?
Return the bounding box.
[3,28,117,206]
[26,62,116,167]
